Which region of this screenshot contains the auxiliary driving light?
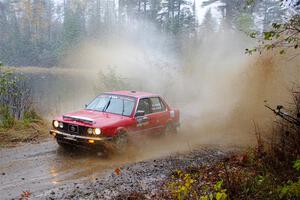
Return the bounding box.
[59,122,64,128]
[53,120,59,128]
[87,128,93,134]
[94,128,101,135]
[88,140,95,144]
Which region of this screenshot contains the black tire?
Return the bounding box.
[113,131,128,154]
[56,139,74,151]
[164,123,178,136]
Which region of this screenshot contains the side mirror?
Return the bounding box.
[135,110,145,117]
[85,104,88,108]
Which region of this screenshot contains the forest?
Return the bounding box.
[0,0,295,66]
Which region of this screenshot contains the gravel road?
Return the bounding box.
[0,136,232,200]
[38,149,227,200]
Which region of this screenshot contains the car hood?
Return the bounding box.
[60,109,129,127]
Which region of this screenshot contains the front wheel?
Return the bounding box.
[56,139,74,151]
[164,123,178,136]
[113,131,128,154]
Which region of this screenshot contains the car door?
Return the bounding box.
[134,98,154,134]
[148,97,169,134]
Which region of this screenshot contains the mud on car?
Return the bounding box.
[50,91,180,152]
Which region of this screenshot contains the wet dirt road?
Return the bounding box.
[0,133,238,200]
[0,139,134,200]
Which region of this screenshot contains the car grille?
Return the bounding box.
[57,122,88,136]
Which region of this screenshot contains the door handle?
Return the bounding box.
[136,116,149,123]
[142,116,149,122]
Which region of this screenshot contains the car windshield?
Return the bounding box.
[86,94,135,116]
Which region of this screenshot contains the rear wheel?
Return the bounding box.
[164,123,178,136]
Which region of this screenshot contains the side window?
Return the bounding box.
[150,97,165,113]
[137,98,151,115]
[160,98,166,111]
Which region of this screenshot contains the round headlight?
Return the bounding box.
[94,128,101,135]
[87,128,93,135]
[53,120,59,128]
[59,122,64,128]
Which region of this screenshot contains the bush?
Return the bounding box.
[278,159,300,199]
[165,169,229,200]
[167,170,197,200]
[0,106,15,128]
[0,67,33,122]
[23,109,41,126]
[258,90,300,171]
[23,109,40,122]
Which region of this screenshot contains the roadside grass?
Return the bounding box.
[157,152,299,200]
[118,150,299,200]
[0,111,49,148]
[0,65,50,148]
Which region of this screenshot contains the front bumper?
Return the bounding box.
[50,129,112,146]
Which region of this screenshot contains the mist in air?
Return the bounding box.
[8,0,299,156]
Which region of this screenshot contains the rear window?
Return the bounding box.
[150,97,165,113]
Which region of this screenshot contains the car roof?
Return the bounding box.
[104,90,159,98]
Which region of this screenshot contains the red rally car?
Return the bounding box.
[50,91,180,150]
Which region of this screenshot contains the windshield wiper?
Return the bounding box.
[102,97,112,112]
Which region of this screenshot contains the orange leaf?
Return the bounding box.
[115,168,121,175]
[19,191,31,200]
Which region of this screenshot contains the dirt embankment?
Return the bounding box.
[0,121,49,148]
